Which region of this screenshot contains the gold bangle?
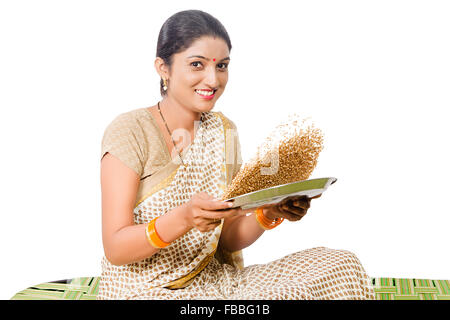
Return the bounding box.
[145,217,170,249]
[255,208,284,230]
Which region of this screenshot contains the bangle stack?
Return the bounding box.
[255,208,284,230]
[145,217,170,249]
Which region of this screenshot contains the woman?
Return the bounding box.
[97,9,375,300]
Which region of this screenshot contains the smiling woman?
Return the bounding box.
[156,36,229,111]
[97,9,375,300]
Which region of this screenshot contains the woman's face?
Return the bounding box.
[164,36,230,113]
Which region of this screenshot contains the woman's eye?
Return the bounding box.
[190,61,228,70]
[218,63,228,70]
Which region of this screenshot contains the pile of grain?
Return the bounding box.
[221,114,324,200]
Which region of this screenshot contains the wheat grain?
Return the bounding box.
[221,114,324,200]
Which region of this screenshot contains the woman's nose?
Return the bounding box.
[204,68,220,87]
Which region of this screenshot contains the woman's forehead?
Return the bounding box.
[182,36,229,58]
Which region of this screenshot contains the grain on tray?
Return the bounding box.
[221,114,324,200]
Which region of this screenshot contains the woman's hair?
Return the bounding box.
[156,10,232,97]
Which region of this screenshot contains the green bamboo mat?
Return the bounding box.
[10,277,100,300]
[373,277,450,300]
[10,276,450,300]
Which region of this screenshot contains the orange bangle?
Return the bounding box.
[255,207,284,230]
[145,217,170,249]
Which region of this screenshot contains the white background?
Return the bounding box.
[1,0,449,299]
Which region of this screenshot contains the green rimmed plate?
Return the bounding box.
[224,177,337,210]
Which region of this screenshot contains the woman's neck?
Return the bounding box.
[159,97,202,134]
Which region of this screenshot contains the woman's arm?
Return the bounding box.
[101,153,239,266]
[101,153,192,266]
[218,209,276,252]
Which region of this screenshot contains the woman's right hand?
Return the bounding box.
[182,192,246,232]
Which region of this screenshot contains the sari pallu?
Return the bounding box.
[97,111,243,300]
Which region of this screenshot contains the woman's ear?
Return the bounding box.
[154,57,170,79]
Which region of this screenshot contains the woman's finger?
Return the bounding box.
[292,199,310,210]
[278,208,304,221]
[282,198,309,210]
[279,202,307,219]
[206,218,222,226]
[200,199,234,211]
[202,207,246,220]
[281,204,307,217]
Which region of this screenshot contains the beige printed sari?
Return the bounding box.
[97,108,376,300]
[97,110,243,299]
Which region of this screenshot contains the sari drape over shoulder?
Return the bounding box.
[98,109,243,299]
[97,107,375,300]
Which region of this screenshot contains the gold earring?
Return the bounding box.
[163,78,168,91]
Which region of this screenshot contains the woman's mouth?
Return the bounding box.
[195,89,216,100]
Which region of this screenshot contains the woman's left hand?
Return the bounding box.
[258,194,322,222]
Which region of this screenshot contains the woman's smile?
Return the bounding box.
[195,89,216,100]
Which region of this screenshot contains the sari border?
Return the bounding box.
[212,112,245,271]
[135,111,226,208]
[132,112,243,292]
[134,111,214,208]
[156,113,230,289]
[135,166,179,208]
[159,113,227,289]
[163,248,218,289]
[159,112,238,290]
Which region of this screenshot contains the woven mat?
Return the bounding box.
[11,277,99,300]
[10,276,450,300]
[372,277,450,300]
